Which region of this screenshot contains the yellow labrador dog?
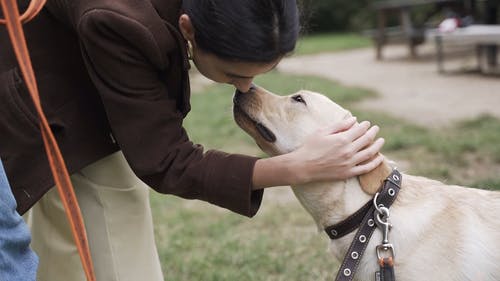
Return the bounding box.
[233,86,500,281]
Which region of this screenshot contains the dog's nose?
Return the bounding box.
[234,89,244,97]
[233,89,244,105]
[233,84,257,104]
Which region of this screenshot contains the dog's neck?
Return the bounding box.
[290,161,392,230]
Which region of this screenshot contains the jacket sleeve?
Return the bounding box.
[76,8,263,217]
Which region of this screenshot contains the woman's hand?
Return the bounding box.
[287,117,385,185]
[252,117,385,189]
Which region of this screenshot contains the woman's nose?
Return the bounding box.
[234,79,254,93]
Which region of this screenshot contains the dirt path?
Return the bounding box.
[277,44,500,128]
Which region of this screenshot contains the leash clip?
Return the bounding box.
[373,193,395,260]
[375,210,395,259]
[376,243,395,260]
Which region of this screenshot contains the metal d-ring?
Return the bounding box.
[373,193,389,215]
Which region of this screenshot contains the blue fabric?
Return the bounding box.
[0,160,38,281]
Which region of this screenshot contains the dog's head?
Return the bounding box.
[233,86,352,156]
[233,85,390,194]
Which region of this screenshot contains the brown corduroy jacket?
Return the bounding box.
[0,0,263,216]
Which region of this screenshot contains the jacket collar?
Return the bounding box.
[150,0,183,25]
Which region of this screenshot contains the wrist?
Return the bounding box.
[273,152,310,186]
[252,153,304,189]
[279,152,305,185]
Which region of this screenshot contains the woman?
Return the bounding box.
[0,0,384,280]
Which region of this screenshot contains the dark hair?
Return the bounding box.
[182,0,300,63]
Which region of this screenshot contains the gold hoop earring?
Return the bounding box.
[187,40,194,60]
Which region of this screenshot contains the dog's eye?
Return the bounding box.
[292,95,306,105]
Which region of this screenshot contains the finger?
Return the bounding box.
[335,121,371,141]
[351,125,380,152]
[348,154,385,177]
[350,138,385,166]
[319,117,357,135]
[357,152,381,166]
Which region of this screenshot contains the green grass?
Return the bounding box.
[151,193,334,281]
[294,33,372,56]
[352,111,500,188]
[154,71,500,280]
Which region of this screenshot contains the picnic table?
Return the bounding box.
[372,0,464,59]
[429,25,500,73]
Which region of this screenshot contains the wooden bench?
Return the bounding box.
[427,25,500,73]
[372,0,463,59]
[364,26,426,53]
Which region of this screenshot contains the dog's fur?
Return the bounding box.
[233,87,500,281]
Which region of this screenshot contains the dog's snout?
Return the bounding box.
[233,84,257,105]
[234,89,244,99]
[233,89,244,105]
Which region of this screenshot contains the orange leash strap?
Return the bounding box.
[0,1,96,280]
[0,0,44,24]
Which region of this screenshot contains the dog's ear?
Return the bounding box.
[358,156,392,195]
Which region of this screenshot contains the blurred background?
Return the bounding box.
[152,1,500,280]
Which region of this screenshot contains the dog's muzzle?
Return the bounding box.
[233,87,277,143]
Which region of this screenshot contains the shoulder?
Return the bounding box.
[73,0,178,68]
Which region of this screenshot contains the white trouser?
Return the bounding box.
[25,151,164,281]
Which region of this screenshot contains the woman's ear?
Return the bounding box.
[179,14,195,42]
